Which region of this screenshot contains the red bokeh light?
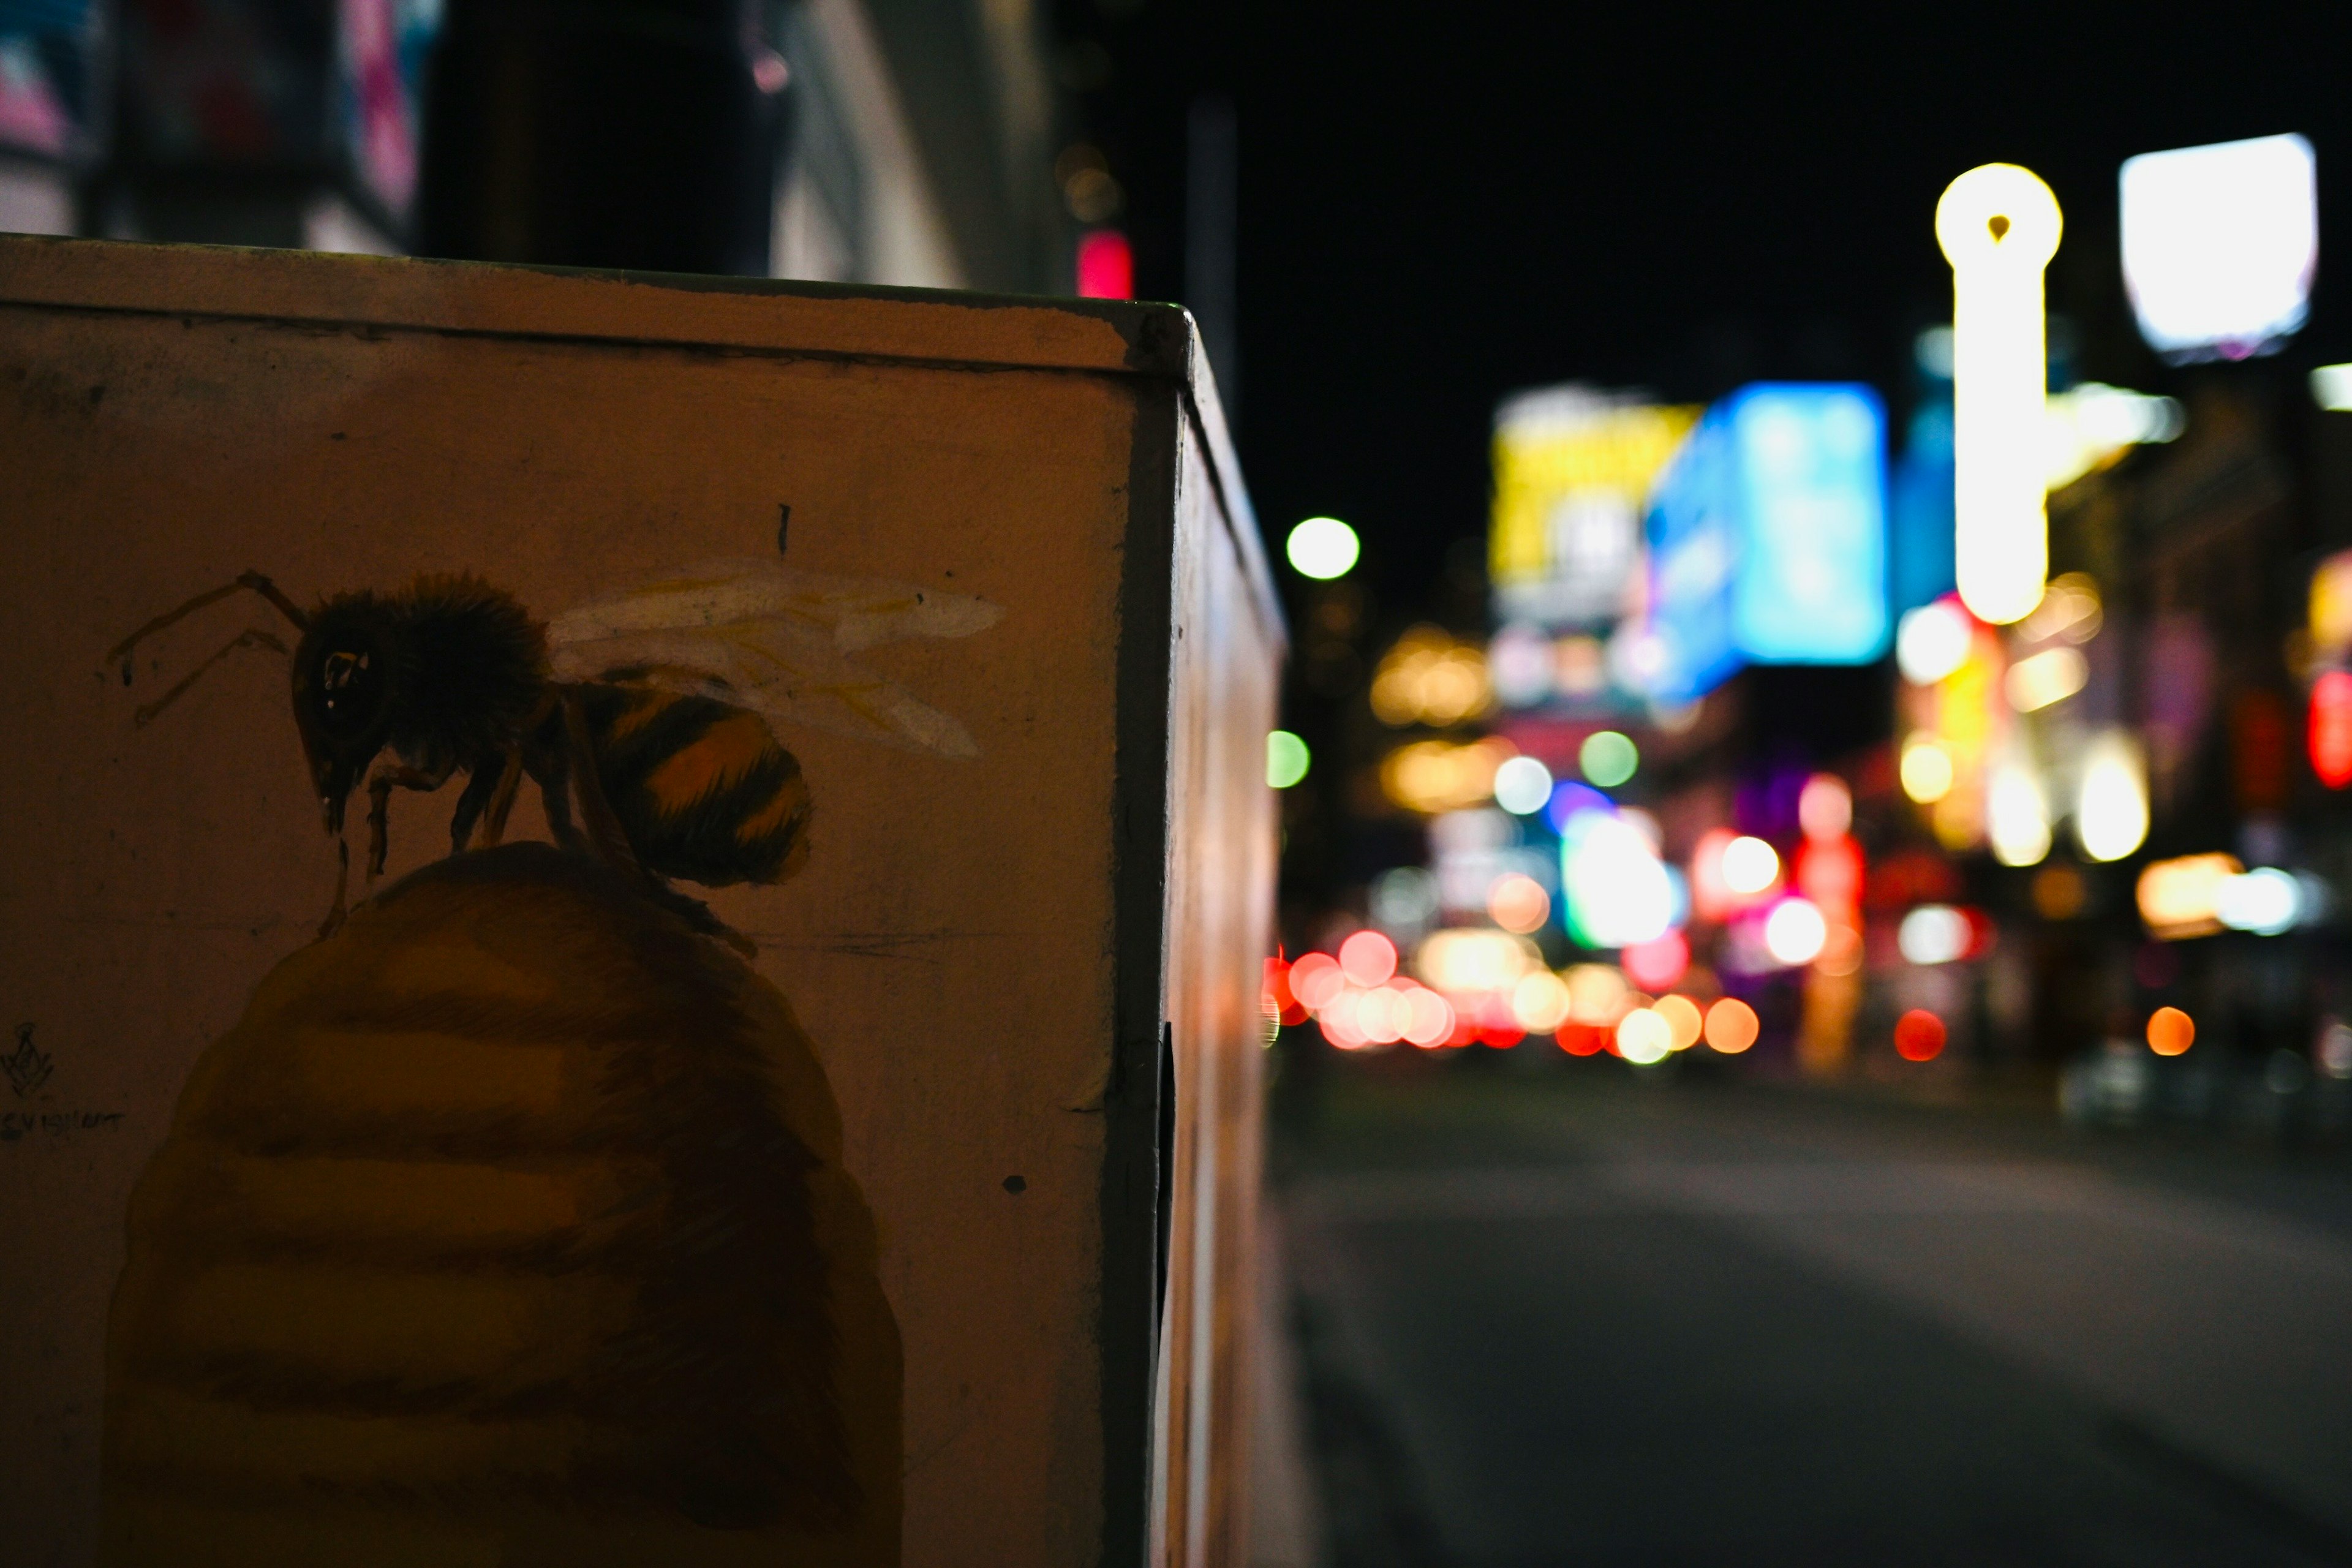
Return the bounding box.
[1894,1009,1947,1061]
[1794,835,1865,922]
[2311,671,2352,790]
[1622,930,1691,992]
[1263,956,1306,1026]
[1556,1023,1607,1056]
[1338,930,1398,986]
[1076,230,1133,300]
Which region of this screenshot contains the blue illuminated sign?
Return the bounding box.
[1726,383,1889,665]
[1643,406,1743,704]
[1889,401,1956,615]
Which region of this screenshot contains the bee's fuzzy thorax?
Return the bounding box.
[385,575,548,767]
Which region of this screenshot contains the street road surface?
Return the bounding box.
[1276,1060,2352,1568]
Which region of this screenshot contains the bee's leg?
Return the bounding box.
[318,835,350,940]
[475,748,529,849]
[528,744,586,853]
[445,761,503,857]
[364,760,458,880]
[560,690,650,881]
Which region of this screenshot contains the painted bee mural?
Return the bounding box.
[107,555,1001,941]
[97,549,1000,1566]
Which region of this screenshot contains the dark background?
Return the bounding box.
[1058,2,2352,624]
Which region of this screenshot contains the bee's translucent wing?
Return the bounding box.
[547,560,1002,756]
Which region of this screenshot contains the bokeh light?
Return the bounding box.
[1382,736,1516,813]
[1289,952,1343,1011]
[1899,734,1956,804]
[1339,929,1399,986]
[1267,730,1310,789]
[1894,1009,1947,1061]
[1705,998,1759,1054]
[1721,835,1781,895]
[1545,780,1613,834]
[1798,774,1853,840]
[1488,872,1551,934]
[1561,813,1676,948]
[2312,669,2352,790]
[1493,755,1555,815]
[1075,228,1134,299]
[1415,928,1541,992]
[1617,1008,1673,1065]
[2148,1006,2195,1056]
[1763,897,1828,967]
[1621,930,1690,992]
[2216,867,2302,935]
[1286,515,1360,580]
[1401,987,1456,1049]
[1372,627,1493,727]
[2075,730,2149,862]
[1655,994,1705,1051]
[1580,729,1639,786]
[1987,763,2052,867]
[1898,905,1971,965]
[1510,970,1574,1033]
[1895,598,1973,685]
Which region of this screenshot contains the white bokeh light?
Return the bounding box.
[1492,755,1555,815]
[1763,897,1828,967]
[1721,835,1780,895]
[1286,516,1360,580]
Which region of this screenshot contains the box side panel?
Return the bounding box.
[0,285,1133,1567]
[1151,417,1283,1568]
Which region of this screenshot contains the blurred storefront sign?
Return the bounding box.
[2121,134,2316,364]
[1642,382,1890,706]
[1489,383,1695,633]
[1723,383,1890,664]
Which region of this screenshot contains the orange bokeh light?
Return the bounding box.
[1703,997,1759,1054]
[1894,1009,1946,1061]
[1654,994,1705,1051]
[1488,872,1551,934]
[2147,1006,2195,1057]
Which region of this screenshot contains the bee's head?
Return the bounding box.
[292,597,399,835]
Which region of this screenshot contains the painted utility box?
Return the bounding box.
[0,235,1281,1568]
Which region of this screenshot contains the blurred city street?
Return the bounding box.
[1275,1063,2352,1567]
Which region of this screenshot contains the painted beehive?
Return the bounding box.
[101,843,899,1566]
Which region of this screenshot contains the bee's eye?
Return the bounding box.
[314,649,383,736]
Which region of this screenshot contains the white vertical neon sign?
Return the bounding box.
[1936,164,2062,625]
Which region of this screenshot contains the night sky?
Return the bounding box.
[1068,2,2352,628]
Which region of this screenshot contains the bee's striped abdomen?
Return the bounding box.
[578,685,812,888]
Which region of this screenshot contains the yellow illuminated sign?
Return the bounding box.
[1490,389,1697,625]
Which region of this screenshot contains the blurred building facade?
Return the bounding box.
[0,0,1068,293]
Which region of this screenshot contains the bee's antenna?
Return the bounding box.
[776,504,791,557]
[106,570,309,684]
[130,628,290,727]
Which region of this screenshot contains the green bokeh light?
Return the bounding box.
[1580,729,1638,788]
[1267,730,1311,789]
